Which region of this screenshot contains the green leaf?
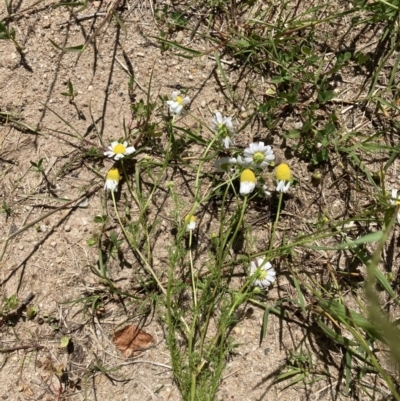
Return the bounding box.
[94,215,109,224]
[110,231,118,245]
[285,129,300,139]
[60,336,70,347]
[52,1,86,7]
[49,39,85,53]
[214,51,234,102]
[86,238,98,247]
[259,307,270,346]
[292,274,306,312]
[318,90,334,103]
[149,36,201,56]
[338,231,383,249]
[68,80,74,94]
[0,22,7,34]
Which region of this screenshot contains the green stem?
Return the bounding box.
[267,191,283,258]
[198,195,248,361]
[120,160,140,208]
[188,230,197,309]
[110,190,166,296]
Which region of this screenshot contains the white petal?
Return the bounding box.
[236,156,248,166]
[215,112,223,124]
[125,146,135,155]
[276,181,286,192]
[225,118,234,132]
[240,181,256,195]
[169,102,180,113]
[171,91,179,100]
[186,221,196,231]
[222,136,232,148]
[243,148,254,158]
[105,179,118,192]
[391,189,398,205]
[104,151,115,158]
[182,97,190,105]
[114,153,124,160]
[397,213,400,225]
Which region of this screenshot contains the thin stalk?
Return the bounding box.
[110,190,166,296]
[198,196,248,360]
[120,160,140,208]
[267,192,283,258]
[188,230,197,309]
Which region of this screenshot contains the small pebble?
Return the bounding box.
[175,31,184,44]
[240,112,248,120]
[136,52,145,57]
[40,224,47,232]
[64,225,71,232]
[51,241,57,247]
[88,85,93,91]
[18,244,24,251]
[200,100,206,108]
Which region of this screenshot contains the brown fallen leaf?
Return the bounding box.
[113,324,155,358]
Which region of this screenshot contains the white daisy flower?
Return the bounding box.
[240,169,256,195]
[237,142,275,169]
[262,184,272,197]
[166,91,190,115]
[104,168,120,192]
[390,189,400,224]
[276,180,291,193]
[104,141,135,161]
[276,163,291,193]
[390,189,400,205]
[185,215,197,231]
[211,112,236,149]
[250,258,276,289]
[214,157,237,172]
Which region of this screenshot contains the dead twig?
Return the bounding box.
[0,344,44,353]
[0,184,102,263]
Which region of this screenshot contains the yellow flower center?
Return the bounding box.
[113,143,126,154]
[253,151,265,164]
[257,269,267,280]
[218,123,229,138]
[185,215,197,224]
[176,95,183,105]
[276,163,291,181]
[107,168,120,181]
[240,169,256,183]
